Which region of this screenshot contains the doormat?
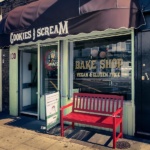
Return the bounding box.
[116,141,131,149]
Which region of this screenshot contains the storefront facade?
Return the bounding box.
[8,29,136,135]
[0,0,146,136]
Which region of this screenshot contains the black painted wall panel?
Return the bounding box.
[2,49,9,113]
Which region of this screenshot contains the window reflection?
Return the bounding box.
[73,35,131,100]
[41,45,58,94]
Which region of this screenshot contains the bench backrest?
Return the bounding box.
[73,93,124,115]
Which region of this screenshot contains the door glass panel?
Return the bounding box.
[41,45,58,94]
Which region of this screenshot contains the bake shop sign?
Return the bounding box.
[75,58,123,78]
[10,21,68,44]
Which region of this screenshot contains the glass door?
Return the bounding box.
[41,43,60,130]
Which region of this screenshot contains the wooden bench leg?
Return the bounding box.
[61,119,64,137]
[113,121,123,148]
[113,127,116,149]
[120,122,123,138]
[113,122,116,149]
[72,122,74,129]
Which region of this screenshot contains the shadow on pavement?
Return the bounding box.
[1,112,150,149]
[0,112,46,133]
[48,124,115,148]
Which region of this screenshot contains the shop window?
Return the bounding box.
[72,35,132,100]
[41,45,58,94]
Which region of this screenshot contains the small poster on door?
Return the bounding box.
[45,92,59,131]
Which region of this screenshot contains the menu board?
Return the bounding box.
[45,92,59,131]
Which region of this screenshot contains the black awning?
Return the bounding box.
[0,0,145,47]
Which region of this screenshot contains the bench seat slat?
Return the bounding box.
[63,112,122,128]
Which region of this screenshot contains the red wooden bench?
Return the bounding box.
[60,93,124,149]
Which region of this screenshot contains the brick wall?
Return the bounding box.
[2,49,9,112]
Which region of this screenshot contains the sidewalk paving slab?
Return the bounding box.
[12,144,41,150]
[0,113,150,150]
[24,136,57,149]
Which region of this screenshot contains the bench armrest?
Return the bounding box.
[60,102,73,111]
[112,108,123,117]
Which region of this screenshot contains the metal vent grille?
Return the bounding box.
[116,141,131,149]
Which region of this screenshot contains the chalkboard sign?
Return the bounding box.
[45,92,59,131]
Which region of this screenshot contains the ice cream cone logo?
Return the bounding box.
[44,50,57,70]
[50,52,55,60]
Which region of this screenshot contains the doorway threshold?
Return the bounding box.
[20,111,38,117]
[137,131,150,136]
[135,131,150,140]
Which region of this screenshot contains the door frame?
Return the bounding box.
[40,42,60,123]
[9,46,19,116]
[19,45,39,118]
